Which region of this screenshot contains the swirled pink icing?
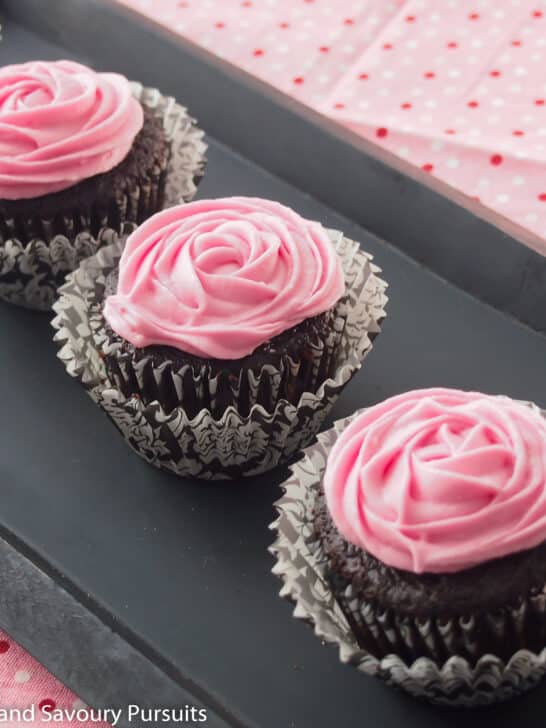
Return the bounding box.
[324,388,546,574]
[103,197,345,359]
[0,60,143,199]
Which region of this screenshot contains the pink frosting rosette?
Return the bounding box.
[104,197,345,360]
[324,388,546,573]
[0,60,143,199]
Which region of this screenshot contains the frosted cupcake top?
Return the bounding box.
[324,388,546,574]
[103,197,345,360]
[0,60,143,200]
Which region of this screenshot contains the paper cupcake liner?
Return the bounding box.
[51,230,387,480]
[0,82,207,311]
[91,287,349,418]
[269,413,546,706]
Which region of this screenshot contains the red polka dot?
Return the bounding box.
[539,193,546,201]
[39,700,56,712]
[424,71,436,79]
[422,163,434,172]
[401,102,412,109]
[376,127,388,138]
[444,129,456,134]
[177,1,189,7]
[214,21,225,28]
[513,130,525,136]
[0,641,9,654]
[333,102,345,109]
[467,100,479,108]
[447,41,458,49]
[293,76,304,85]
[382,43,393,50]
[344,18,355,25]
[241,0,252,6]
[358,73,369,80]
[468,12,480,20]
[279,21,290,28]
[535,99,545,105]
[319,46,330,53]
[490,154,503,165]
[511,39,522,46]
[471,195,481,202]
[253,49,264,56]
[489,70,501,77]
[405,15,416,22]
[533,9,543,18]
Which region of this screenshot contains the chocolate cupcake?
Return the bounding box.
[52,199,387,479]
[97,197,347,417]
[0,60,206,309]
[0,60,168,244]
[271,389,546,704]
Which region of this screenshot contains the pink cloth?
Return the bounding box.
[0,629,110,727]
[118,0,546,251]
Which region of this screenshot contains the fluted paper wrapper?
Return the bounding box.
[269,413,546,706]
[0,82,207,310]
[51,230,387,480]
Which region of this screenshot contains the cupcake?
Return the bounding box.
[272,389,546,704]
[0,60,206,309]
[97,197,347,417]
[52,198,388,479]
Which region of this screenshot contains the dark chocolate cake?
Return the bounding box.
[0,107,170,245]
[313,492,546,663]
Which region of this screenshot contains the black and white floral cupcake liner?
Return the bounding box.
[269,412,546,706]
[0,82,207,311]
[51,230,387,480]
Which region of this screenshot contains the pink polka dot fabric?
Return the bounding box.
[117,0,546,250]
[0,630,110,727]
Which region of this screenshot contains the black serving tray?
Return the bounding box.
[1,3,546,728]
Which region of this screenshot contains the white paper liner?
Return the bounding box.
[269,412,546,706]
[51,230,387,480]
[0,82,207,311]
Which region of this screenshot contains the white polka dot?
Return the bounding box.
[342,45,355,54]
[378,88,391,96]
[397,146,410,157]
[406,40,419,49]
[419,114,433,123]
[478,178,491,188]
[358,100,369,109]
[448,69,461,78]
[425,99,438,108]
[14,671,30,684]
[318,74,330,84]
[514,66,528,76]
[72,700,87,711]
[431,140,444,151]
[411,87,424,97]
[491,98,505,107]
[523,114,535,123]
[446,157,460,168]
[469,128,481,137]
[526,212,539,223]
[497,194,510,203]
[382,70,395,79]
[472,39,483,48]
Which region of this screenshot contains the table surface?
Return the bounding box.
[2,15,546,728]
